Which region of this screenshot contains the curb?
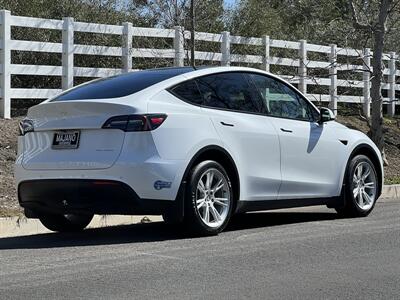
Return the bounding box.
[380,184,400,200]
[0,215,163,238]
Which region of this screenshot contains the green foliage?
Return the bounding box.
[385,176,400,185]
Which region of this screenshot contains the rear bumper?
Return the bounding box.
[18,179,177,216]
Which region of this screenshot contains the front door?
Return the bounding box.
[248,73,344,199]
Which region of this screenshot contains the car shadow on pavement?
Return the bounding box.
[0,211,337,250]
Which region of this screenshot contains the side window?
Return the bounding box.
[196,72,262,113]
[249,73,318,121]
[169,80,203,105]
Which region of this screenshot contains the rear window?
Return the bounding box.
[52,67,193,101]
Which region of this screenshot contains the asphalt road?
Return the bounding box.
[1,201,400,299]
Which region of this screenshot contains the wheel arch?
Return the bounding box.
[344,143,383,198]
[182,145,241,206]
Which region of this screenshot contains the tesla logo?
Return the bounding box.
[62,200,68,206]
[154,181,172,190]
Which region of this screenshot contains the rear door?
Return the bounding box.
[249,73,344,199]
[195,72,281,201]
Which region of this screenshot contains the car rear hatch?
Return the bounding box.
[22,101,139,170]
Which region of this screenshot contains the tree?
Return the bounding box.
[349,0,399,164]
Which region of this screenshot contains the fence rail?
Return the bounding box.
[0,9,398,118]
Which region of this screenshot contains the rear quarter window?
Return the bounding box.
[168,80,203,105]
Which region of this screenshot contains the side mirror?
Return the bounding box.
[319,107,335,124]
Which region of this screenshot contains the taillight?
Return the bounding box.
[19,119,35,136]
[102,114,167,132]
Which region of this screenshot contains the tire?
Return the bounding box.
[39,213,93,232]
[184,160,234,236]
[336,154,379,217]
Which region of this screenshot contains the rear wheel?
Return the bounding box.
[39,213,93,232]
[184,160,234,235]
[336,155,378,217]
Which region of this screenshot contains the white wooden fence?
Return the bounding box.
[0,9,398,119]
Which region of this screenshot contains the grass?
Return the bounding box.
[385,176,400,185]
[0,207,23,218]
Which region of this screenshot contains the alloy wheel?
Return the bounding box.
[352,161,377,211]
[195,168,231,228]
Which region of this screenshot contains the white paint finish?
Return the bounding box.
[22,129,125,170]
[231,54,262,64]
[174,26,184,67]
[270,39,300,50]
[363,48,371,118]
[329,44,338,115]
[262,35,270,72]
[230,35,262,46]
[11,64,62,76]
[0,10,11,119]
[268,118,348,199]
[133,27,174,38]
[192,31,222,42]
[74,21,123,35]
[73,67,124,78]
[10,15,63,30]
[74,44,122,56]
[11,88,62,98]
[221,31,231,66]
[122,22,133,72]
[14,66,384,208]
[204,107,281,201]
[62,17,74,91]
[132,48,175,58]
[298,40,307,94]
[388,51,396,117]
[147,90,223,161]
[10,40,62,53]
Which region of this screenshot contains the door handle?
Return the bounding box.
[280,128,293,133]
[220,121,234,127]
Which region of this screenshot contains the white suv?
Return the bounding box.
[15,66,383,235]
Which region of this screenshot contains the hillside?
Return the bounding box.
[1,115,400,217]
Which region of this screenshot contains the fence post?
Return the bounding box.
[388,51,396,117]
[174,26,184,67]
[0,10,11,119]
[262,35,270,72]
[62,17,74,90]
[298,40,307,94]
[221,31,230,66]
[122,22,133,72]
[363,48,371,118]
[329,44,338,116]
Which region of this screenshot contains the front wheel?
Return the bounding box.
[39,213,94,232]
[336,155,379,217]
[184,160,234,236]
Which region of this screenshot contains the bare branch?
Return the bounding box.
[348,0,373,31]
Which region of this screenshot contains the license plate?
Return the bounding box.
[52,131,80,149]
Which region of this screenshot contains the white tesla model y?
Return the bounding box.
[15,66,383,235]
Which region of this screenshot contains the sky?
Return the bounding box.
[223,0,237,7]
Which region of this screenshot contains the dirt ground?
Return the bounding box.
[0,117,23,216]
[1,114,400,217]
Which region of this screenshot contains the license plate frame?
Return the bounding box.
[52,130,80,150]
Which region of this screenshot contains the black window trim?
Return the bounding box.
[167,70,321,122]
[245,72,320,123]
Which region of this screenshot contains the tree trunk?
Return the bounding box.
[370,0,392,165]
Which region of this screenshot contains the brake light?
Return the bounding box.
[102,114,167,131]
[19,119,35,136]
